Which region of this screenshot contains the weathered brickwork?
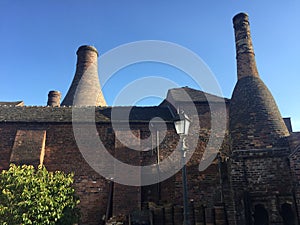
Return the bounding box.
[0,122,112,224]
[288,138,300,221]
[47,90,61,107]
[229,76,289,150]
[233,13,259,80]
[228,12,298,225]
[61,45,107,106]
[0,12,300,225]
[0,101,230,225]
[230,12,289,151]
[10,129,46,167]
[229,149,297,224]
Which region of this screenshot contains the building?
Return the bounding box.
[1,12,300,225]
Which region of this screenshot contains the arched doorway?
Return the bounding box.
[281,203,296,225]
[253,204,269,225]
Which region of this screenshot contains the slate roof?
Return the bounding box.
[166,87,229,103]
[0,106,174,123]
[0,87,227,123]
[105,106,174,122]
[0,101,24,106]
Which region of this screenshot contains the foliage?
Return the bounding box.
[0,164,80,225]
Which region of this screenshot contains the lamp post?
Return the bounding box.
[174,112,191,225]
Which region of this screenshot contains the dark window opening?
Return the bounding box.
[281,203,296,225]
[253,204,269,225]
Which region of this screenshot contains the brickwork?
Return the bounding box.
[229,12,297,225]
[230,12,289,150]
[233,13,259,80]
[0,102,230,224]
[288,142,300,220]
[0,12,300,225]
[113,129,142,215]
[230,148,296,224]
[47,90,61,107]
[289,132,300,150]
[61,45,107,106]
[10,129,46,167]
[230,76,289,150]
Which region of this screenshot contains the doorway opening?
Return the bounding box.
[281,203,296,225]
[253,204,269,225]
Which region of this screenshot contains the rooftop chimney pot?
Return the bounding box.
[47,90,61,107]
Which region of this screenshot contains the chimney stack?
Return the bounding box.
[47,90,61,107]
[61,45,107,106]
[233,12,259,80]
[229,12,289,150]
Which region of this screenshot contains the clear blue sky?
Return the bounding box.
[0,1,299,131]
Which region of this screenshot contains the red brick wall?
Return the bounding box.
[0,102,231,225]
[230,148,295,224]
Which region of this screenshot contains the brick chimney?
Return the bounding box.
[61,45,107,106]
[229,12,289,150]
[233,12,259,80]
[47,90,61,107]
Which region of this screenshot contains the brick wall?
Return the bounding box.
[0,101,231,225]
[288,140,300,220]
[230,148,295,224]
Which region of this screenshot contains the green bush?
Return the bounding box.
[0,164,80,225]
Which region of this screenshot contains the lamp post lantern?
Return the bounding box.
[174,112,191,225]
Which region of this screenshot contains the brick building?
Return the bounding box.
[1,12,300,225]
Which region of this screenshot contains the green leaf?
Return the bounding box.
[0,164,80,225]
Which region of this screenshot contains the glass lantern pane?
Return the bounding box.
[184,119,190,135]
[175,120,184,134]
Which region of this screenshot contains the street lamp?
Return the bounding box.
[174,112,191,225]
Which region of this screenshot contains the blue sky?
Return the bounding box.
[0,1,299,131]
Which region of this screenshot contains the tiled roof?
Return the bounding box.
[166,87,229,103]
[0,106,174,123]
[0,101,24,106]
[106,106,174,122]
